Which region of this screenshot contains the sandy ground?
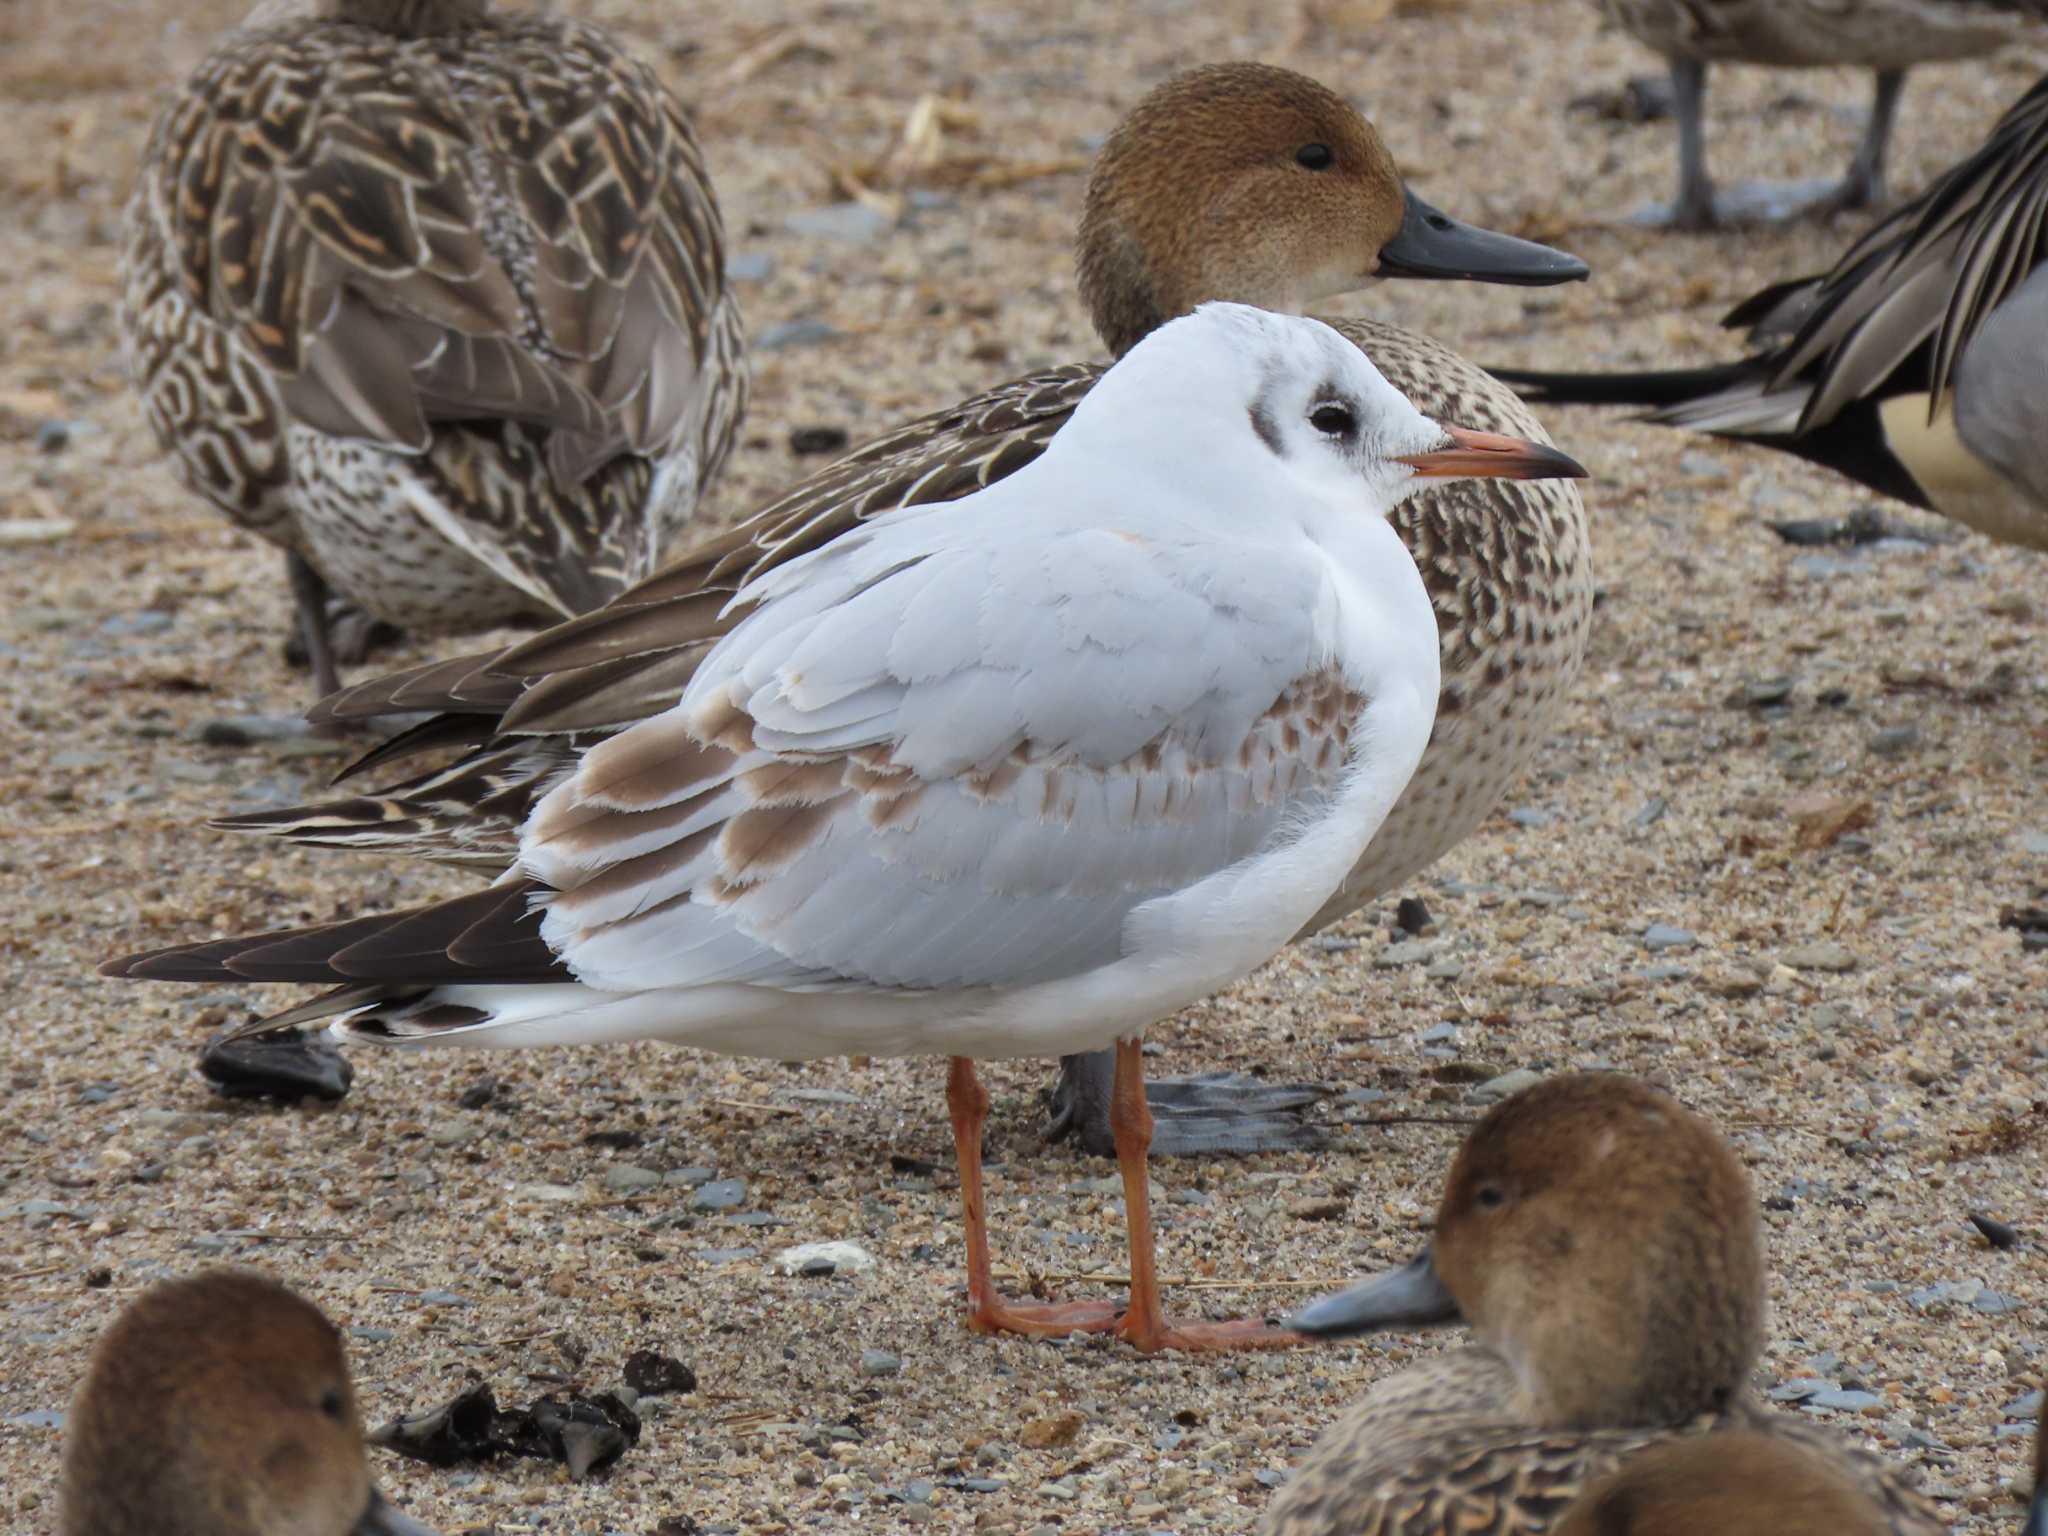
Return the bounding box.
[1,0,2045,1532]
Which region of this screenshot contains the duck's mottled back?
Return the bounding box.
[120,0,746,693]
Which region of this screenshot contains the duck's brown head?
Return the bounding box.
[60,1269,437,1536]
[1292,1073,1764,1431]
[1553,1432,1889,1536]
[1076,62,1586,358]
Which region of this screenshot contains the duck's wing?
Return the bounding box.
[125,10,739,610]
[217,366,1105,868]
[1491,73,2048,505]
[111,510,1396,1023]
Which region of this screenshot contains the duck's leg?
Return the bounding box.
[1666,57,1717,231]
[285,551,344,703]
[1107,1038,1303,1353]
[946,1056,1120,1338]
[1047,1050,1328,1157]
[1835,67,1904,211]
[1630,57,1719,230]
[1668,64,1906,227]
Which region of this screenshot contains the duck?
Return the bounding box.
[107,304,1587,1354]
[166,61,1594,1161]
[1595,0,2039,228]
[1261,1073,1943,1534]
[120,0,748,699]
[1551,1431,1890,1535]
[61,1268,437,1535]
[1498,71,2048,553]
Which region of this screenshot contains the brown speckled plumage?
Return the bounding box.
[1261,1077,1942,1536]
[119,0,746,694]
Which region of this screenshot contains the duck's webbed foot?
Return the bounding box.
[1047,1051,1330,1158]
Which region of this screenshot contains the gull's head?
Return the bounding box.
[1286,1073,1763,1431]
[1066,303,1585,517]
[61,1270,439,1536]
[1077,62,1588,357]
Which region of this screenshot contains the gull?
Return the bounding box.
[107,304,1585,1352]
[62,1269,436,1535]
[121,0,747,699]
[169,61,1593,1160]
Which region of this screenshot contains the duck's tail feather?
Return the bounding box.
[1489,359,1765,411]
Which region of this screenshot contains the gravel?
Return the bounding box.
[1,2,2043,1532]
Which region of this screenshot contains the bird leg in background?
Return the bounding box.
[286,551,344,703]
[1106,1037,1303,1353]
[946,1055,1121,1339]
[282,552,404,705]
[1638,58,1905,229]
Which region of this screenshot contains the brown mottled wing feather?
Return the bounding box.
[121,8,743,609]
[233,364,1100,865]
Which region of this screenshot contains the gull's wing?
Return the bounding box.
[521,513,1366,995]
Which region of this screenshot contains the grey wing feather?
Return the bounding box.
[526,520,1358,994]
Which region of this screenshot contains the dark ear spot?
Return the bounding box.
[1247,401,1284,456]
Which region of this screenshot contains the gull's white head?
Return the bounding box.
[1060,302,1586,519]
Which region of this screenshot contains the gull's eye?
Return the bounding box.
[1309,402,1356,438]
[319,1388,346,1421]
[1296,143,1334,170]
[1473,1183,1508,1211]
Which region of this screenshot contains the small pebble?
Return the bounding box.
[690,1178,746,1212]
[602,1164,662,1193]
[1641,923,1695,952]
[1782,941,1857,973]
[860,1349,902,1378]
[1470,1068,1543,1104]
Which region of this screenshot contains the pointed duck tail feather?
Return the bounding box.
[1489,359,1765,412]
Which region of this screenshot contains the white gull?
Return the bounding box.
[109,302,1586,1351]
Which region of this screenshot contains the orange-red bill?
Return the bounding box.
[1397,425,1588,481]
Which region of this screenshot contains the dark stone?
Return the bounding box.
[1970,1212,2019,1250]
[1393,895,1432,937]
[198,1027,352,1102]
[456,1076,498,1110]
[623,1350,697,1397]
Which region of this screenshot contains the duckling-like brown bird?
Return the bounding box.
[1552,1431,1890,1536]
[1263,1074,1942,1536]
[61,1269,436,1536]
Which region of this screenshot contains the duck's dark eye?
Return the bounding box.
[1296,143,1334,170]
[1473,1183,1507,1210]
[319,1388,346,1421]
[1309,402,1355,438]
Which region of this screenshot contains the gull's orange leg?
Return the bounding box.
[946,1056,1120,1338]
[1107,1038,1304,1353]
